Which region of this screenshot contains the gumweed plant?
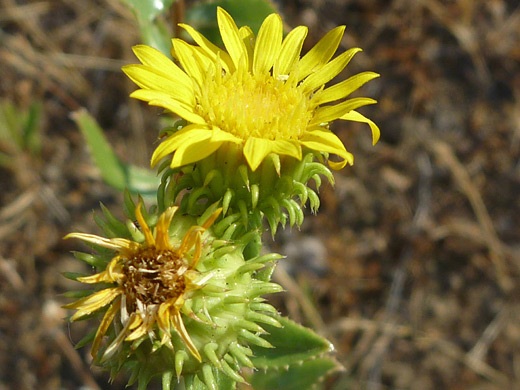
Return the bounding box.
[65,6,379,390]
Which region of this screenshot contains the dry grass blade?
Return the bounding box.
[428,140,512,291]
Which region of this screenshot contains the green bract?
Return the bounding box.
[157,142,334,235]
[65,198,283,389]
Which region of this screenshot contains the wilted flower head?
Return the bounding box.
[124,7,379,172]
[63,203,220,361]
[64,201,283,389]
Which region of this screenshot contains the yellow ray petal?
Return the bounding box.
[310,97,377,125]
[172,311,201,361]
[193,46,215,75]
[210,127,243,144]
[171,39,204,86]
[131,45,193,89]
[155,206,178,250]
[170,133,223,168]
[217,7,248,70]
[239,26,255,71]
[301,48,362,93]
[151,126,213,167]
[298,25,345,81]
[65,287,122,321]
[274,26,308,77]
[91,298,121,358]
[179,23,234,73]
[312,71,380,106]
[271,139,302,161]
[165,127,242,169]
[122,65,195,105]
[340,110,380,145]
[243,137,274,172]
[299,128,354,169]
[253,13,283,75]
[130,89,207,125]
[135,202,155,246]
[64,233,138,253]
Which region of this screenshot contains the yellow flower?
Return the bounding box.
[123,7,379,172]
[63,203,221,362]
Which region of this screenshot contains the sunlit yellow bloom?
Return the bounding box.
[123,7,379,172]
[63,203,221,362]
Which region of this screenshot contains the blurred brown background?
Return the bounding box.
[1,0,519,389]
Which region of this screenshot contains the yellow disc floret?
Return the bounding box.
[198,69,311,141]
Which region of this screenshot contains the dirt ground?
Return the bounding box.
[1,0,520,389]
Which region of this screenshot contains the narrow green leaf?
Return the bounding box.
[0,100,22,147]
[62,289,93,299]
[121,0,175,23]
[249,356,342,390]
[23,101,42,154]
[71,109,126,189]
[140,20,172,56]
[74,328,97,349]
[71,109,159,197]
[251,315,333,369]
[0,99,42,155]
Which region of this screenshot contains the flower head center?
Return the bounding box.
[197,70,312,140]
[122,247,186,308]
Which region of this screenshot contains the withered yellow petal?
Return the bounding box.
[91,298,120,358]
[179,226,204,256]
[102,313,139,361]
[64,233,138,253]
[155,206,177,250]
[65,287,122,321]
[135,202,154,247]
[77,257,123,284]
[172,312,201,362]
